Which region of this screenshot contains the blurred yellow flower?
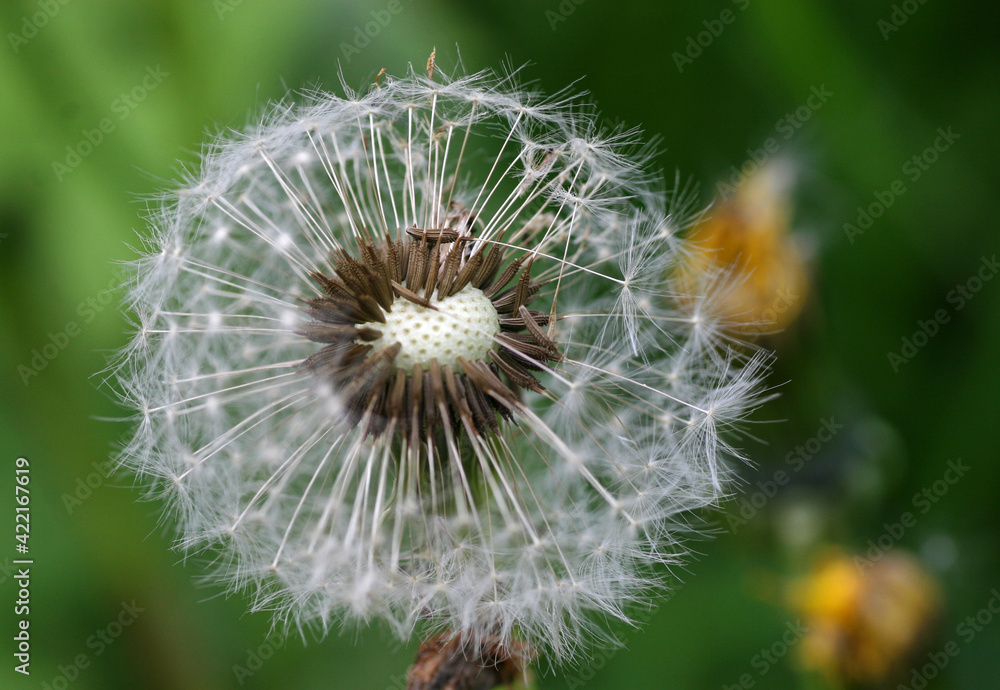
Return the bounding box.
[681,160,808,335]
[790,549,941,686]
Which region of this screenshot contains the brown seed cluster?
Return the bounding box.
[300,228,561,441]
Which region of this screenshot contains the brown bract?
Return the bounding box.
[406,633,531,690]
[299,228,562,442]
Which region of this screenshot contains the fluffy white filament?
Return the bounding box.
[111,63,767,663]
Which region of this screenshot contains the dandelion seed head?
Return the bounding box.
[110,61,766,665]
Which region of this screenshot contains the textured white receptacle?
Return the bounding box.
[362,285,500,370]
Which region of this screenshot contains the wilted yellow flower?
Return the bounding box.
[790,549,941,685]
[680,160,808,335]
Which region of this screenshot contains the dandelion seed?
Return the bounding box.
[111,60,767,670]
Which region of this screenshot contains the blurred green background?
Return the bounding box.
[1,0,997,688]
